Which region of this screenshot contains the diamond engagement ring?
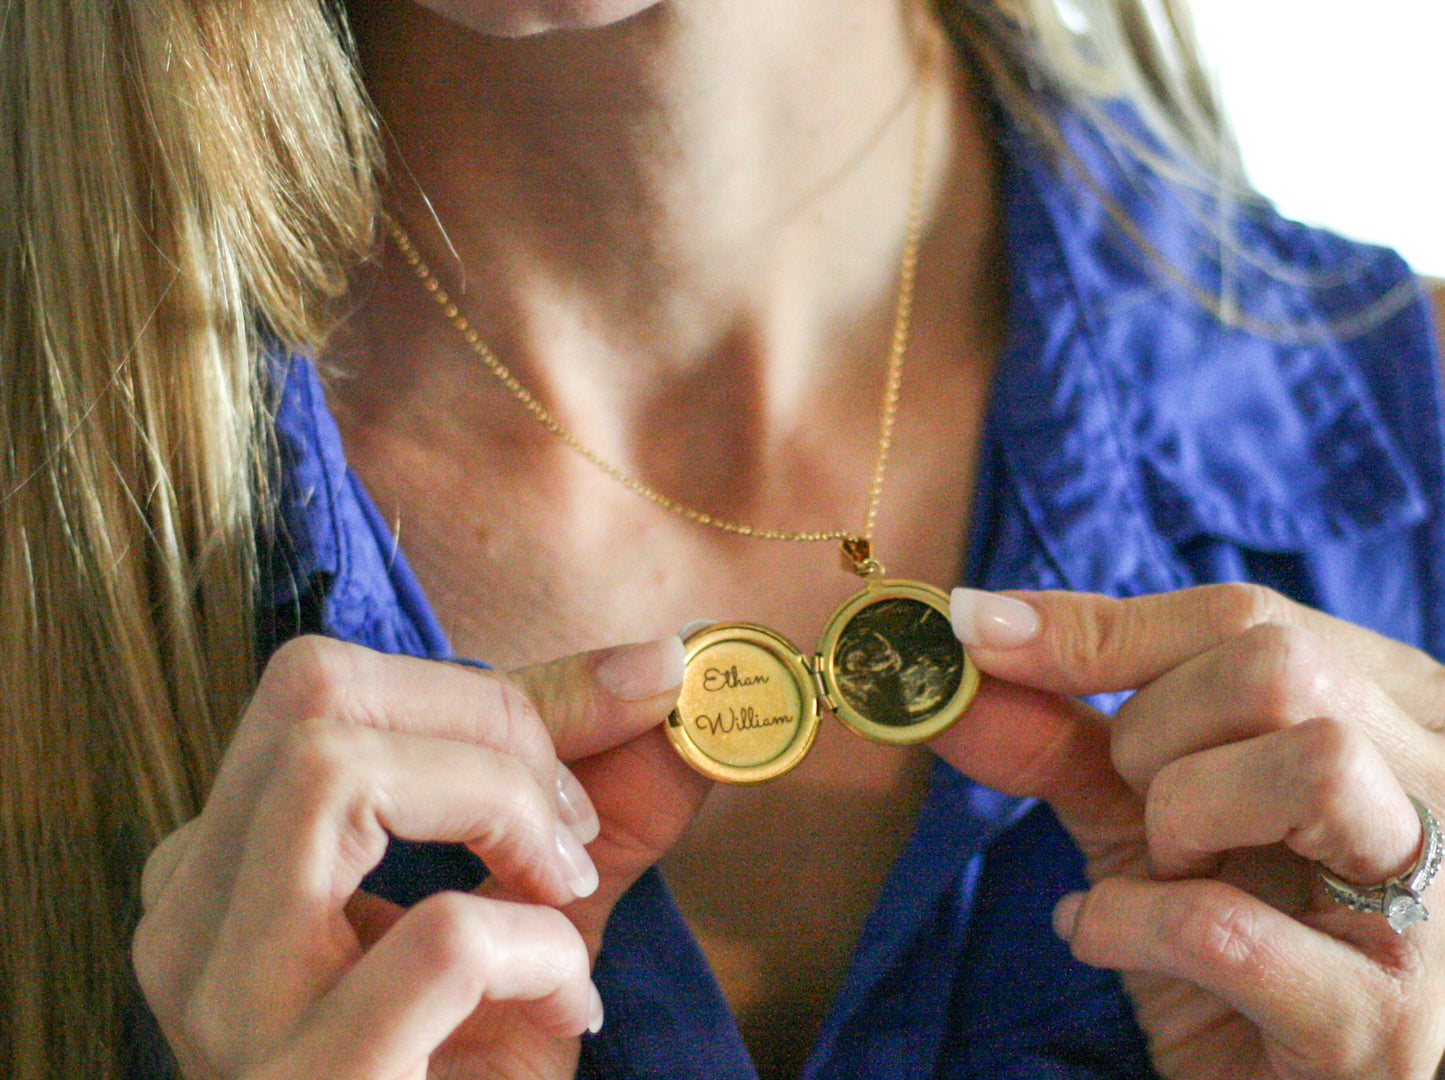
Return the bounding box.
[1320,795,1442,933]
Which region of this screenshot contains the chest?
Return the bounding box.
[334,358,991,1074]
[342,386,987,669]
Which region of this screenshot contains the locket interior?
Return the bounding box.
[666,580,979,783]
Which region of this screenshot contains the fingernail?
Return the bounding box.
[587,982,605,1034]
[678,619,714,640]
[556,763,600,844]
[593,635,685,701]
[554,826,599,899]
[950,588,1040,649]
[1052,890,1085,942]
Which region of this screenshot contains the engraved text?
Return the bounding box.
[693,705,794,735]
[701,664,771,691]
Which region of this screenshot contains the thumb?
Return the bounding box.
[509,635,687,762]
[929,676,1142,871]
[510,637,707,957]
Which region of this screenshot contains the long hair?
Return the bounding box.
[949,0,1237,177]
[0,1,1219,1076]
[0,1,376,1076]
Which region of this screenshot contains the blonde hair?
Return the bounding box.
[0,1,1221,1076]
[947,0,1237,177]
[1,0,376,1076]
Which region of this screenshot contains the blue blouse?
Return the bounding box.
[134,110,1445,1079]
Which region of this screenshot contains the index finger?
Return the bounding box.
[249,635,683,774]
[929,675,1143,870]
[510,635,686,761]
[950,583,1444,720]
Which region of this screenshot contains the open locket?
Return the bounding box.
[666,579,980,782]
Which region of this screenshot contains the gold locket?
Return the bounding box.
[667,578,979,783]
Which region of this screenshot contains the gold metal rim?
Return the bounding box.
[815,579,979,745]
[666,623,822,784]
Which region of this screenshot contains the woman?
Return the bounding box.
[4,0,1444,1077]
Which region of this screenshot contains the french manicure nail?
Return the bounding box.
[1052,890,1085,942]
[556,763,600,844]
[950,588,1040,649]
[678,619,715,640]
[554,826,599,899]
[593,635,685,701]
[587,982,606,1034]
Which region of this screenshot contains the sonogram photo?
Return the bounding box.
[831,598,964,727]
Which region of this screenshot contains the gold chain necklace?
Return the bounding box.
[385,67,932,575]
[388,47,977,782]
[391,211,904,563]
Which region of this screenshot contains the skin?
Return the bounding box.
[940,585,1445,1079]
[334,3,1000,1067]
[1430,278,1445,344]
[134,635,706,1079]
[410,0,659,34]
[132,0,1445,1077]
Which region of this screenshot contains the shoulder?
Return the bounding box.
[1007,109,1445,646]
[1005,106,1444,478]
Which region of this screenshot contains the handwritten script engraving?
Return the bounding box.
[693,705,795,736]
[702,665,771,692]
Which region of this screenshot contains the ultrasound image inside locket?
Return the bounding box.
[666,580,980,783]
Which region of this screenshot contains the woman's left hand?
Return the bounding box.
[932,583,1445,1080]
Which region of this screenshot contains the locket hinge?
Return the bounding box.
[807,655,837,713]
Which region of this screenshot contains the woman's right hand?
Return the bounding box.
[132,633,703,1080]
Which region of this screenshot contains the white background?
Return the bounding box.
[1190,0,1445,277]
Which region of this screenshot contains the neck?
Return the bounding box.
[365,2,990,345]
[340,0,1004,505]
